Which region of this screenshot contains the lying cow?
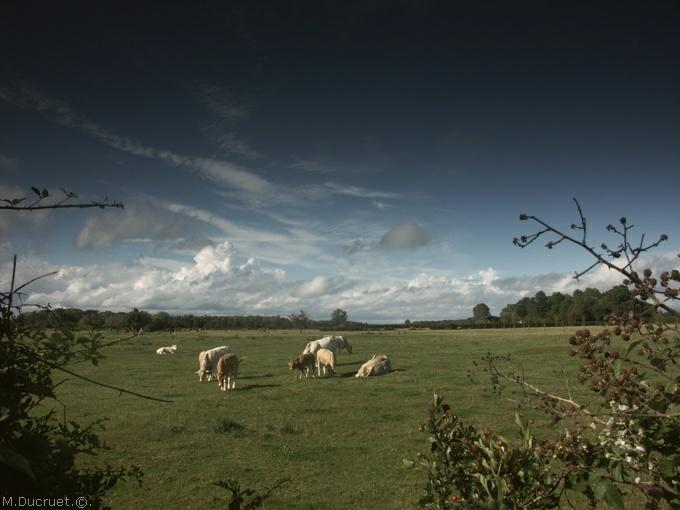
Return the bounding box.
[316,348,336,377]
[196,345,232,382]
[216,353,241,391]
[288,353,316,379]
[156,344,177,354]
[355,354,392,377]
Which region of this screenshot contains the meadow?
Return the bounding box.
[53,327,600,509]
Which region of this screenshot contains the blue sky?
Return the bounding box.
[1,2,679,321]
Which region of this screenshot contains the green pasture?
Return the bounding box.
[52,327,605,509]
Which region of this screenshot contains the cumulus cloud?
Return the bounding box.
[380,223,431,250]
[6,242,679,320]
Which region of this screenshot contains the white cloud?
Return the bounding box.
[74,203,194,248]
[380,223,431,250]
[6,243,678,320]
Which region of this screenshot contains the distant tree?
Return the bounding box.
[77,311,104,331]
[149,312,171,332]
[472,303,490,327]
[126,308,152,332]
[288,310,310,330]
[330,308,348,327]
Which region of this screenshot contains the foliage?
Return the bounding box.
[407,395,561,509]
[214,477,290,510]
[331,308,348,326]
[472,303,491,326]
[412,201,680,509]
[1,187,145,508]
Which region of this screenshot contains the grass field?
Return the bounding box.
[51,327,604,509]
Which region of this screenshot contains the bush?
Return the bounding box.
[411,203,680,509]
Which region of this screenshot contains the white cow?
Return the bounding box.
[355,354,392,377]
[302,335,353,356]
[156,344,177,354]
[316,348,336,377]
[196,345,232,381]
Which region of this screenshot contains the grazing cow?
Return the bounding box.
[302,335,353,356]
[196,345,232,382]
[316,348,336,377]
[156,344,177,355]
[288,353,316,379]
[216,353,241,391]
[355,354,392,377]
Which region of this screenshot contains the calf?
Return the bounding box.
[156,344,177,354]
[316,348,336,377]
[288,353,316,379]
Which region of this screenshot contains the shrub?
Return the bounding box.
[411,201,680,509]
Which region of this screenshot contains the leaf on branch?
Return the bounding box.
[41,188,49,198]
[31,186,41,197]
[594,479,624,509]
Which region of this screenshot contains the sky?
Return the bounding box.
[1,1,679,322]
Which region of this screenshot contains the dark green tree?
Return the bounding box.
[330,308,348,327]
[472,303,490,327]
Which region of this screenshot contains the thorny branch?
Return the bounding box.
[514,197,676,314]
[0,186,124,211]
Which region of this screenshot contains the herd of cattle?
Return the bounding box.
[155,335,392,390]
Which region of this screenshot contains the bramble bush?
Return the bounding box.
[409,200,679,509]
[0,187,147,508]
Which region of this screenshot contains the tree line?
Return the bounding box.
[19,283,673,333]
[17,307,370,332]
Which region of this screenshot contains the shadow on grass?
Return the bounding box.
[336,361,362,367]
[214,418,246,435]
[239,373,274,379]
[237,383,283,391]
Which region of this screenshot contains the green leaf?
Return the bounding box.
[613,359,622,379]
[624,339,643,358]
[594,480,624,510]
[611,461,624,482]
[657,455,680,479]
[0,441,35,479]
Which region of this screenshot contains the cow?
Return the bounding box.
[196,346,232,382]
[156,344,177,354]
[355,354,392,377]
[302,335,353,356]
[288,353,316,379]
[316,348,336,377]
[216,353,241,391]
